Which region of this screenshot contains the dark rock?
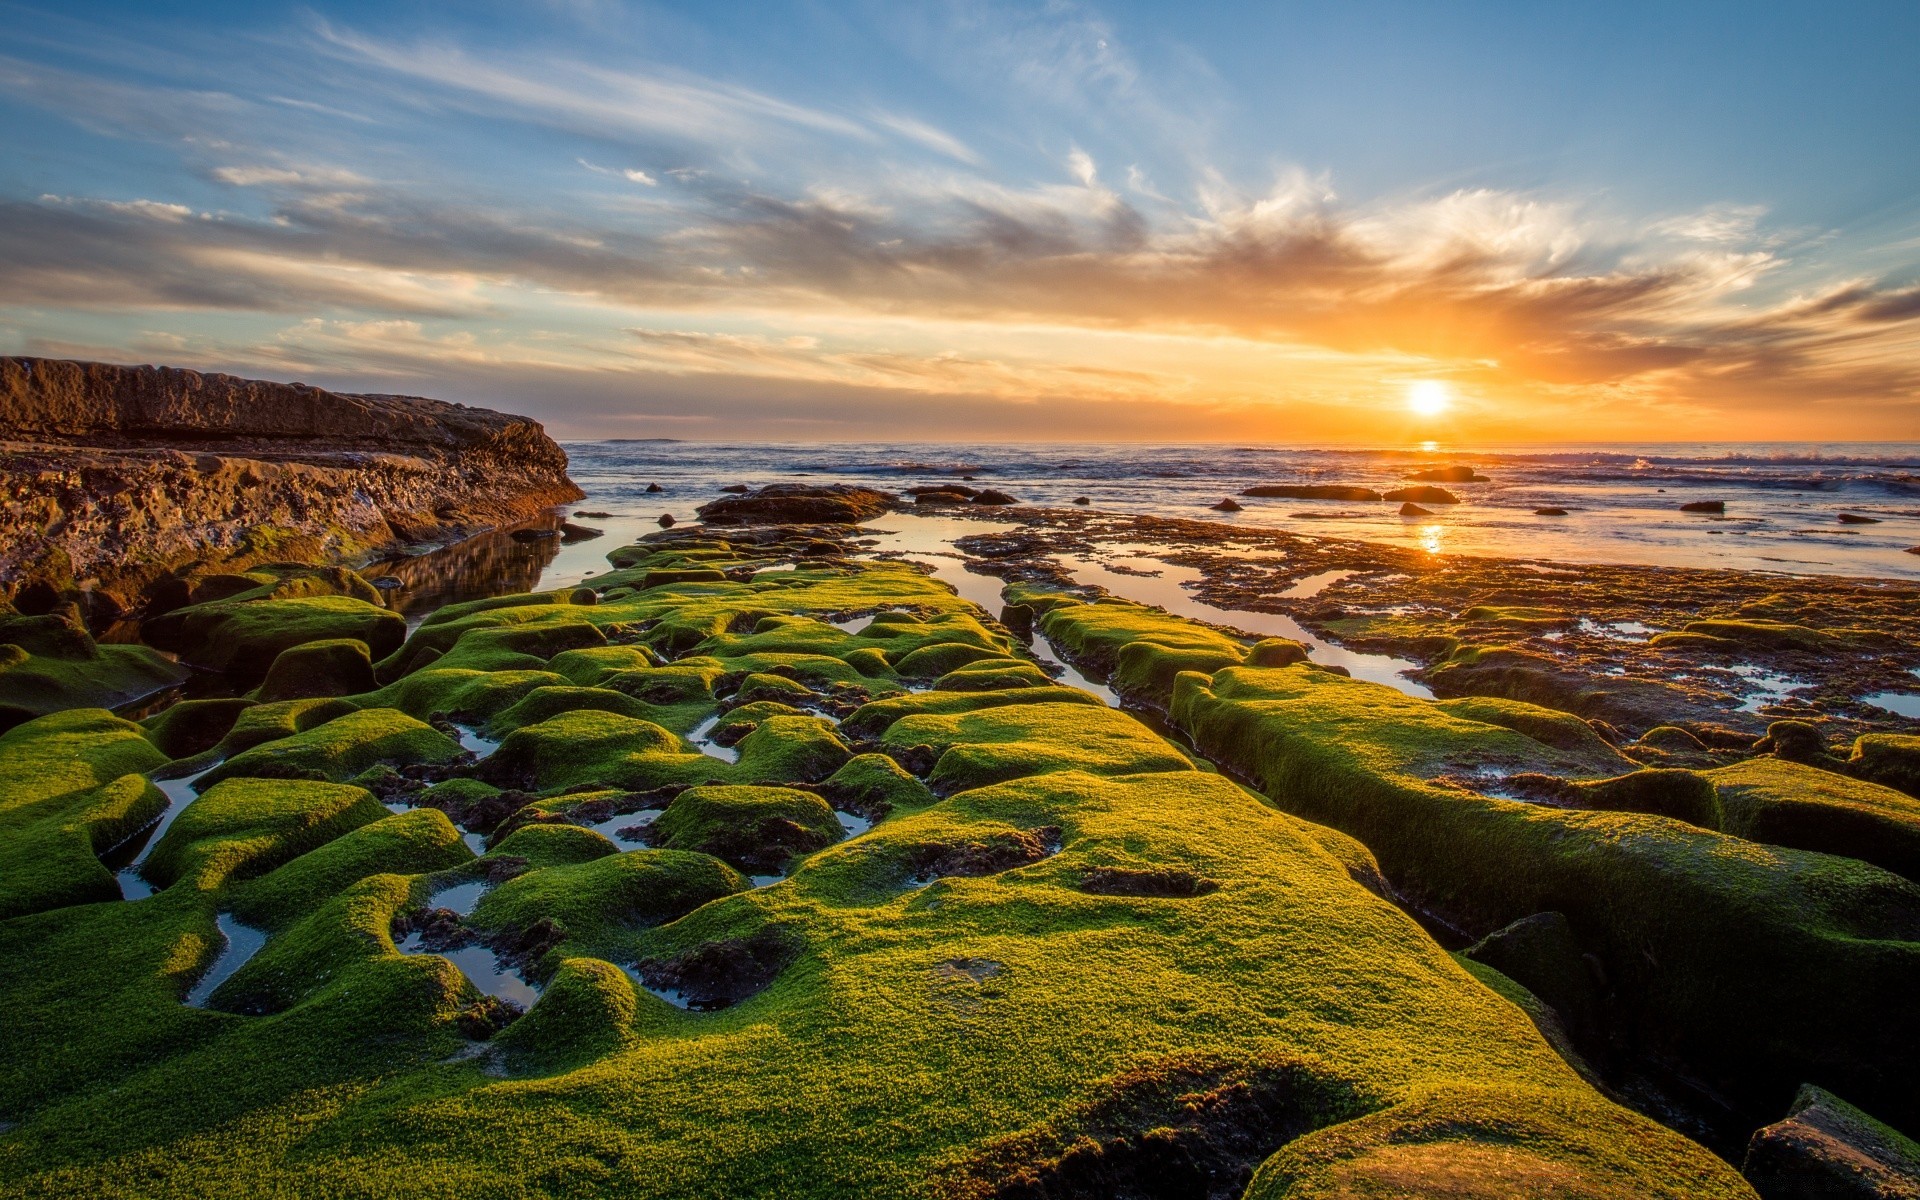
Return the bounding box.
[695,484,895,526]
[658,514,676,527]
[1534,507,1569,516]
[367,575,404,590]
[915,489,975,505]
[1072,496,1090,505]
[573,510,612,518]
[1837,513,1881,525]
[969,489,1018,506]
[569,588,598,606]
[1080,867,1218,897]
[1210,498,1243,512]
[999,602,1035,639]
[557,523,603,543]
[720,484,750,494]
[1406,465,1488,483]
[645,483,663,493]
[1241,484,1382,501]
[0,355,582,603]
[1399,502,1434,517]
[1742,1084,1920,1200]
[633,927,798,1012]
[1681,500,1726,513]
[906,484,979,499]
[509,528,559,542]
[1383,486,1459,504]
[143,576,195,618]
[255,638,377,703]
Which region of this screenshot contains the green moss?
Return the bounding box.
[141,698,253,760]
[217,697,361,755]
[1850,732,1920,799]
[932,658,1056,691]
[0,554,1754,1198]
[142,778,391,892]
[882,700,1194,794]
[356,668,568,724]
[1706,758,1920,881]
[145,596,405,682]
[203,709,463,787]
[731,715,851,784]
[1655,618,1845,654]
[1038,600,1247,706]
[651,785,841,874]
[0,611,188,730]
[818,752,938,815]
[488,685,657,734]
[1172,661,1920,1132]
[470,850,746,955]
[228,808,471,930]
[252,638,376,703]
[0,709,171,918]
[841,686,1105,742]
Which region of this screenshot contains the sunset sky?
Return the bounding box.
[2,1,1918,441]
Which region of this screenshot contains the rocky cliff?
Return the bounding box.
[0,357,583,610]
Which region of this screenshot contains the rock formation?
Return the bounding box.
[0,357,582,609]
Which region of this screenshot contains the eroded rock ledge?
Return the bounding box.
[0,356,583,607]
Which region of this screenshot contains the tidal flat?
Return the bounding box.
[2,487,1918,1199]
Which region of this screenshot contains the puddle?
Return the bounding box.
[835,811,873,837]
[687,714,741,763]
[1277,569,1358,599]
[113,761,223,900]
[578,808,661,846]
[1057,555,1433,699]
[618,965,721,1012]
[462,832,489,855]
[1027,630,1120,707]
[1722,664,1811,713]
[854,512,1019,611]
[184,913,269,1008]
[829,607,918,635]
[747,872,786,889]
[1864,691,1920,719]
[1577,618,1655,640]
[426,879,493,917]
[398,934,541,1006]
[453,724,501,760]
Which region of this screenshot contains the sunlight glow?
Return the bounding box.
[1407,380,1452,417]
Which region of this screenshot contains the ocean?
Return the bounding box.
[559,440,1920,582]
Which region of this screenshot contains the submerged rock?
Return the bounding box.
[1399,502,1434,517]
[1406,465,1488,482]
[1681,500,1727,513]
[1384,486,1460,504]
[1241,483,1382,501]
[1211,497,1243,512]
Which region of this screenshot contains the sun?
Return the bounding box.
[1407,380,1452,417]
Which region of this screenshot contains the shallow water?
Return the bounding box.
[184,913,268,1008]
[686,714,740,763]
[114,762,221,900]
[1027,629,1120,706]
[453,724,501,759]
[1864,691,1920,719]
[851,512,1019,610]
[427,879,493,917]
[398,934,541,1006]
[1058,554,1434,699]
[578,809,660,846]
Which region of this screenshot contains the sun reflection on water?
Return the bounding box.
[1420,524,1446,555]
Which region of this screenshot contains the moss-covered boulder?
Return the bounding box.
[651,785,841,875]
[253,638,377,703]
[144,595,405,682]
[0,610,188,731]
[202,708,463,787]
[1172,661,1920,1133]
[1706,757,1920,881]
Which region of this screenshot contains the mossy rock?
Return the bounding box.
[933,659,1056,692]
[203,708,463,787]
[841,686,1106,742]
[1173,661,1920,1132]
[731,715,852,784]
[144,595,405,683]
[882,701,1194,794]
[216,697,361,755]
[1850,733,1920,799]
[253,638,377,703]
[1706,757,1920,881]
[488,685,656,735]
[0,709,169,918]
[142,777,390,891]
[228,807,471,930]
[652,785,841,873]
[0,611,188,731]
[1742,1084,1920,1199]
[480,710,719,794]
[471,849,746,951]
[141,698,253,760]
[818,752,938,816]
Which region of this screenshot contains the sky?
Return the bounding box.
[2,1,1918,442]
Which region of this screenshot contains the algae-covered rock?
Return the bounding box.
[1850,733,1920,799]
[254,638,377,703]
[140,697,253,760]
[1741,1084,1920,1200]
[0,610,187,731]
[652,785,841,873]
[143,777,390,891]
[0,709,168,918]
[144,594,405,682]
[1173,661,1920,1133]
[883,699,1194,793]
[202,708,463,787]
[1707,757,1920,881]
